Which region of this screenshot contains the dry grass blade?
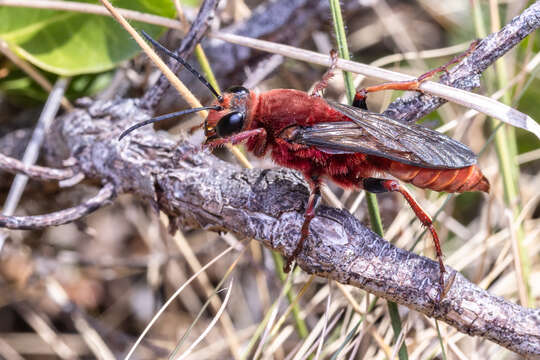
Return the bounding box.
[98,0,205,118]
[124,245,234,360]
[14,303,78,359]
[0,0,185,31]
[176,279,235,360]
[252,272,293,360]
[370,42,472,68]
[0,77,69,250]
[243,265,305,359]
[0,337,25,360]
[170,229,242,359]
[507,210,529,306]
[314,280,333,360]
[291,303,341,360]
[45,278,115,360]
[268,275,315,340]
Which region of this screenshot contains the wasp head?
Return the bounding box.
[205,86,252,142]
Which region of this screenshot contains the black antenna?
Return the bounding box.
[141,30,223,102]
[118,105,221,140]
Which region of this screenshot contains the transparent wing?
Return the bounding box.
[288,100,477,169]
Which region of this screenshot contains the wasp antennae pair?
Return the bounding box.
[119,105,221,140]
[119,31,221,140]
[140,30,222,102]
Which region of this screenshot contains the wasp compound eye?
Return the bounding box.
[216,111,245,137]
[225,86,249,95]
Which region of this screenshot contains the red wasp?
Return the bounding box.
[121,32,489,299]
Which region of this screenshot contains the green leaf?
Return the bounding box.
[0,0,176,76]
[0,66,114,106]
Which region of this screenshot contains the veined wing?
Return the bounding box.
[288,100,477,169]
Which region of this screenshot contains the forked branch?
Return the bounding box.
[0,183,115,229]
[0,152,75,181]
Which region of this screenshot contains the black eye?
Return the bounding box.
[216,112,245,137]
[225,86,249,95]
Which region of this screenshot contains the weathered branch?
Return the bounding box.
[0,152,75,181]
[383,1,540,122]
[37,98,540,358]
[0,183,115,229]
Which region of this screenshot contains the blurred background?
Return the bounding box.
[0,0,538,359]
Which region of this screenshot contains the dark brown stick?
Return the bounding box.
[0,183,115,229]
[383,1,540,122]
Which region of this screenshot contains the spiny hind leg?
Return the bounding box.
[284,175,321,273]
[353,40,479,109]
[310,50,339,97]
[362,177,451,301]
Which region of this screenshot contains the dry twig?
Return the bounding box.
[0,183,115,229]
[0,152,74,181]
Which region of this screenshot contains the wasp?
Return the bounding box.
[121,33,489,299]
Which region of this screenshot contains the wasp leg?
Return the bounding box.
[204,128,267,150]
[181,128,267,161]
[284,176,321,273]
[310,50,339,97]
[362,178,448,301]
[352,89,368,110]
[353,40,478,109]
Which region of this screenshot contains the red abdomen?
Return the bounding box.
[385,161,490,193]
[269,142,489,193]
